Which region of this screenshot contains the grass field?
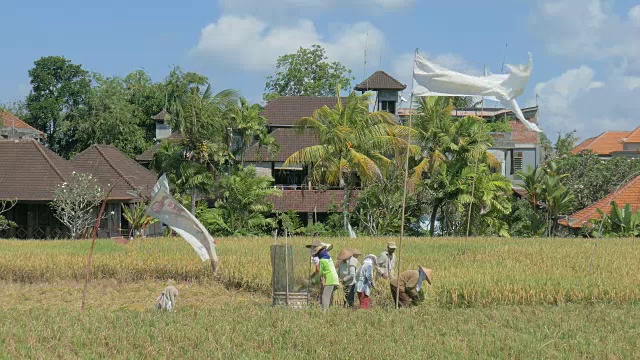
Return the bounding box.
[1,236,639,358]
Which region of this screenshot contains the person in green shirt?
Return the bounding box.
[312,245,339,311]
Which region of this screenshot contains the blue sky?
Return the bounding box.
[2,0,640,142]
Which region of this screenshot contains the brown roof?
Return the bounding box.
[571,131,629,156]
[151,109,170,121]
[135,133,184,163]
[72,145,157,201]
[262,96,343,126]
[0,140,73,201]
[270,190,357,212]
[561,175,640,228]
[0,110,44,139]
[354,71,406,91]
[244,128,319,162]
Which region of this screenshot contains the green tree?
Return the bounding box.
[284,91,399,231]
[412,97,506,236]
[230,98,277,164]
[77,74,149,157]
[214,166,281,235]
[554,130,579,157]
[25,56,91,157]
[264,45,353,101]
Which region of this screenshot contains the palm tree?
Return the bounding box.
[411,97,502,236]
[229,97,278,164]
[284,91,399,231]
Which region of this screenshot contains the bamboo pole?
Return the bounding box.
[395,48,418,309]
[81,178,125,311]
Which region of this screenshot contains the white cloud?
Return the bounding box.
[193,15,385,75]
[629,5,640,25]
[533,66,640,138]
[532,0,640,64]
[531,0,640,140]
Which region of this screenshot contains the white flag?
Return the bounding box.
[146,175,218,264]
[412,53,541,133]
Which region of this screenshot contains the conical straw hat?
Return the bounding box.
[336,248,353,261]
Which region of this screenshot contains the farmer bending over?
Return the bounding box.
[389,266,432,307]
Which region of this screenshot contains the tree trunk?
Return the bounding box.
[343,186,350,232]
[429,201,441,237]
[191,188,197,215]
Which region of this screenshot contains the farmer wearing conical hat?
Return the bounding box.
[389,266,433,307]
[311,244,339,312]
[336,248,358,308]
[376,241,397,280]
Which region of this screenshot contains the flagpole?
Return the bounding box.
[395,48,418,309]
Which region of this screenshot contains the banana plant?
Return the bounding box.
[122,203,157,238]
[594,201,640,237]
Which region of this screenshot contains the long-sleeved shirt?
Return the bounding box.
[337,257,358,286]
[319,258,339,286]
[355,261,375,296]
[376,251,395,279]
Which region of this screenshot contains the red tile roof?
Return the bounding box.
[571,131,629,155]
[72,145,158,201]
[354,71,407,91]
[0,140,73,201]
[270,189,357,212]
[0,110,44,139]
[262,96,344,126]
[561,175,640,228]
[621,125,640,144]
[244,128,319,162]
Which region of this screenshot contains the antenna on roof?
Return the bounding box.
[500,43,508,74]
[363,32,369,87]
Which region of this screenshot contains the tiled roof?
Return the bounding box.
[72,145,158,201]
[621,125,640,143]
[561,175,640,228]
[262,96,344,126]
[270,189,357,212]
[572,137,597,154]
[571,131,630,156]
[0,140,73,201]
[0,110,44,139]
[244,128,319,162]
[354,71,407,91]
[151,109,170,121]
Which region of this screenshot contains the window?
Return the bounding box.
[512,151,523,175]
[379,100,396,114]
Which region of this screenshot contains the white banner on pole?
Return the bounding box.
[412,53,541,133]
[146,175,218,262]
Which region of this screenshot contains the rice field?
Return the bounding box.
[1,236,639,307]
[1,236,639,358]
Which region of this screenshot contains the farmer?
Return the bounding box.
[336,249,358,308]
[389,266,433,308]
[312,244,340,311]
[355,254,376,309]
[376,242,397,280]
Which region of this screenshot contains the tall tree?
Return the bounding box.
[284,91,401,231]
[77,74,149,157]
[264,45,354,101]
[26,56,91,157]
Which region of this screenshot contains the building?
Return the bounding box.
[0,110,44,141]
[0,140,159,239]
[572,125,640,158]
[560,175,640,229]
